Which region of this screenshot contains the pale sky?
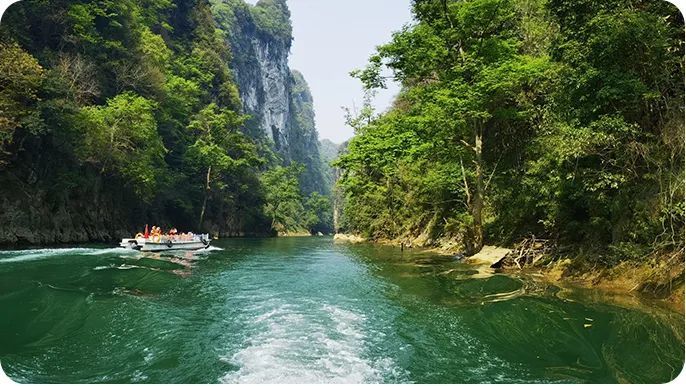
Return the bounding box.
[247,0,413,143]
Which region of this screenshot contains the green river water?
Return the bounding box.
[0,237,683,383]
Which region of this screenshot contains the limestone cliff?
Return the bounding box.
[212,0,327,194]
[216,0,292,147]
[288,70,327,194]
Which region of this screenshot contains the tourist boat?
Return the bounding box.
[119,234,211,252]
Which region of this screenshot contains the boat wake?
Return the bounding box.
[219,300,404,384]
[0,242,223,265]
[0,247,136,264]
[194,245,224,253]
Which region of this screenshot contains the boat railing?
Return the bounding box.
[157,233,209,243]
[137,233,210,243]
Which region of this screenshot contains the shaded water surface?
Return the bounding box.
[0,237,683,383]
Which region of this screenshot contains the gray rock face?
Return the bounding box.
[241,36,291,150]
[287,70,326,194]
[217,0,293,152]
[218,0,327,194]
[0,173,135,245]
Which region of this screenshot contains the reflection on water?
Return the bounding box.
[337,242,684,383]
[0,238,683,383]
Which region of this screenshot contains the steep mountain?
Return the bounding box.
[212,0,327,195]
[0,0,332,244]
[213,0,292,145]
[288,70,327,195]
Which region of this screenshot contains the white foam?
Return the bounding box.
[131,370,148,382]
[93,265,115,271]
[142,348,155,363]
[85,248,138,256]
[0,247,136,264]
[0,247,100,256]
[193,246,224,254]
[219,301,401,384]
[116,264,139,270]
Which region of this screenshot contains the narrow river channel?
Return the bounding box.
[1,237,683,383]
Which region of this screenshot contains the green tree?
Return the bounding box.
[260,164,306,234]
[304,192,333,234]
[337,0,683,264]
[186,103,257,228]
[0,42,45,167]
[250,0,292,44]
[342,0,553,253]
[0,0,307,241]
[75,92,165,200]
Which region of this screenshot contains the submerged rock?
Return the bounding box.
[333,234,366,244]
[466,246,513,268]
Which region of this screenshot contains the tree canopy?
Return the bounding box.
[0,0,332,238]
[336,0,684,263]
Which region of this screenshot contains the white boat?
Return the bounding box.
[120,234,211,252]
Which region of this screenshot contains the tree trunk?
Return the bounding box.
[472,125,484,253]
[333,167,342,233]
[199,165,211,229]
[461,124,485,256]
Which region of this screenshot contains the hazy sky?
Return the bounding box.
[247,0,413,143]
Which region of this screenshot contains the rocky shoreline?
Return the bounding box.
[333,233,685,312]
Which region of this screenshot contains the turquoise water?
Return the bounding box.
[0,237,683,383]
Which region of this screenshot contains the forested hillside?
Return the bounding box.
[336,0,684,265]
[0,0,332,244]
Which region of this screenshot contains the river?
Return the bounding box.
[0,237,683,383]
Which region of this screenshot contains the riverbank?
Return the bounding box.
[334,234,685,312]
[537,252,685,312]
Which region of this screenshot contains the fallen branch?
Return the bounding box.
[501,235,555,269]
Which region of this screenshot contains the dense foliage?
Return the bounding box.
[211,0,291,52]
[0,0,331,241]
[260,164,332,235]
[336,0,684,262]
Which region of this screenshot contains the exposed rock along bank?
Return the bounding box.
[331,234,684,309]
[333,233,366,244]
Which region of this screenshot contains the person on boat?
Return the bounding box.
[149,226,161,242]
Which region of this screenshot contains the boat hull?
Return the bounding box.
[119,237,211,252]
[140,241,208,252]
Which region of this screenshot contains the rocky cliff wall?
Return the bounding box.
[213,0,326,194]
[224,8,292,149]
[288,70,327,194]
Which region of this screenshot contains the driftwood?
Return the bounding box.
[498,235,554,269]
